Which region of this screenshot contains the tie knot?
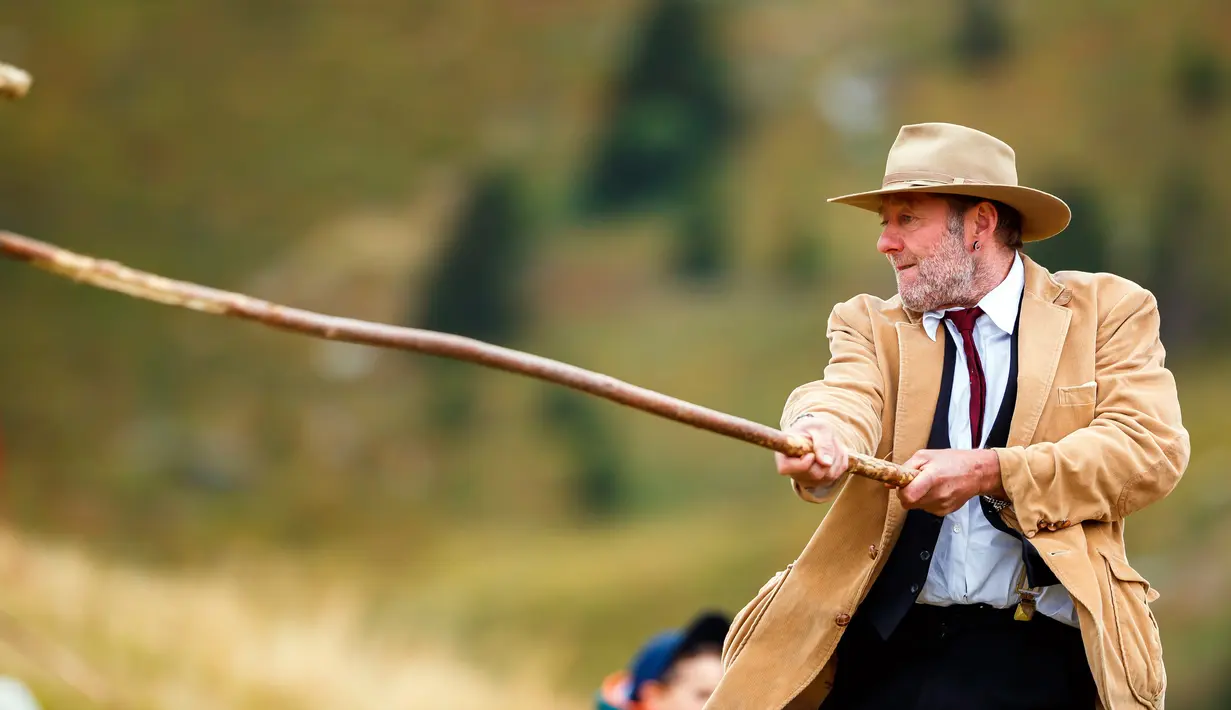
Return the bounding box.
[944,306,984,334]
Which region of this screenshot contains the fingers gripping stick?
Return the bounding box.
[782,434,916,488]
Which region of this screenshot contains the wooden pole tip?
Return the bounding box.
[0,63,32,100]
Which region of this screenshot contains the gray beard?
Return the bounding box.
[896,231,977,312]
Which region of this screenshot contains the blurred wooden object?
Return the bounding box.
[0,63,31,100]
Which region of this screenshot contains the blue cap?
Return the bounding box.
[628,611,730,702]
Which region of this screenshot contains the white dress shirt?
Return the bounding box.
[917,252,1077,626]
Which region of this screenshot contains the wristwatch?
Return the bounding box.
[983,495,1012,511]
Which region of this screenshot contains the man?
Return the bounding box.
[598,611,729,710]
[708,123,1187,710]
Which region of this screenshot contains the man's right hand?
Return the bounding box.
[775,415,849,489]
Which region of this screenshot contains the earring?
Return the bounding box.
[973,241,981,251]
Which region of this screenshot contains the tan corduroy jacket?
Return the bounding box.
[708,255,1189,710]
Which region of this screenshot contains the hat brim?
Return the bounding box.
[827,183,1071,242]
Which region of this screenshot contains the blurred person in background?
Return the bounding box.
[597,611,728,710]
[710,123,1188,709]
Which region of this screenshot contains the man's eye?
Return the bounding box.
[900,215,914,224]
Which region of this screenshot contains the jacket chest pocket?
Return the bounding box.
[1058,381,1096,407]
[1100,550,1165,706]
[1049,381,1097,436]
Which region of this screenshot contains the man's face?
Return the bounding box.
[877,194,976,312]
[639,653,724,710]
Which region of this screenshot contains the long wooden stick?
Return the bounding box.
[0,60,910,486]
[0,231,914,487]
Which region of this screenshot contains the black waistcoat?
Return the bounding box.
[857,306,1057,640]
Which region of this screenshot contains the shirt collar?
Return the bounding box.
[922,252,1024,341]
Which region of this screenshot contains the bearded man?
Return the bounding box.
[708,123,1188,710]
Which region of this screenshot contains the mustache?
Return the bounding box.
[888,255,918,270]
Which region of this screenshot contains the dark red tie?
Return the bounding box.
[945,307,986,449]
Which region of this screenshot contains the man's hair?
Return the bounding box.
[942,194,1023,250]
[659,641,722,686]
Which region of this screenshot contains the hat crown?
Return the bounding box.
[883,122,1018,188]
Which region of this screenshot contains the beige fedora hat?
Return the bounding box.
[828,122,1071,242]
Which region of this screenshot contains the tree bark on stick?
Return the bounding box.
[0,231,915,487]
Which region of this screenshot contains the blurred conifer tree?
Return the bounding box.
[577,0,740,284]
[1025,179,1110,274]
[421,168,530,344]
[673,176,729,283]
[1175,40,1226,119]
[952,0,1012,72]
[543,388,625,520]
[772,210,827,290]
[1146,166,1208,349]
[415,168,531,431]
[579,0,738,215]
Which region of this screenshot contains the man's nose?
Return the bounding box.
[877,230,902,255]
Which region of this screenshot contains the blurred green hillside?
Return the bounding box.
[1,1,1230,708]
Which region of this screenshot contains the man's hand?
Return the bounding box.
[775,416,849,489]
[898,449,1005,516]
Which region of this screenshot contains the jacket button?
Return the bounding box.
[835,613,851,627]
[920,550,931,561]
[868,545,879,559]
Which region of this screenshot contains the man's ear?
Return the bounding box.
[638,680,667,707]
[973,201,999,245]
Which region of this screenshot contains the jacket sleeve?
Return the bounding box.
[994,288,1189,535]
[781,298,886,503]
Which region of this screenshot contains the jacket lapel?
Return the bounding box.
[893,320,945,461]
[888,317,945,531]
[1008,256,1072,447]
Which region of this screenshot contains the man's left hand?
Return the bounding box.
[897,449,1006,516]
